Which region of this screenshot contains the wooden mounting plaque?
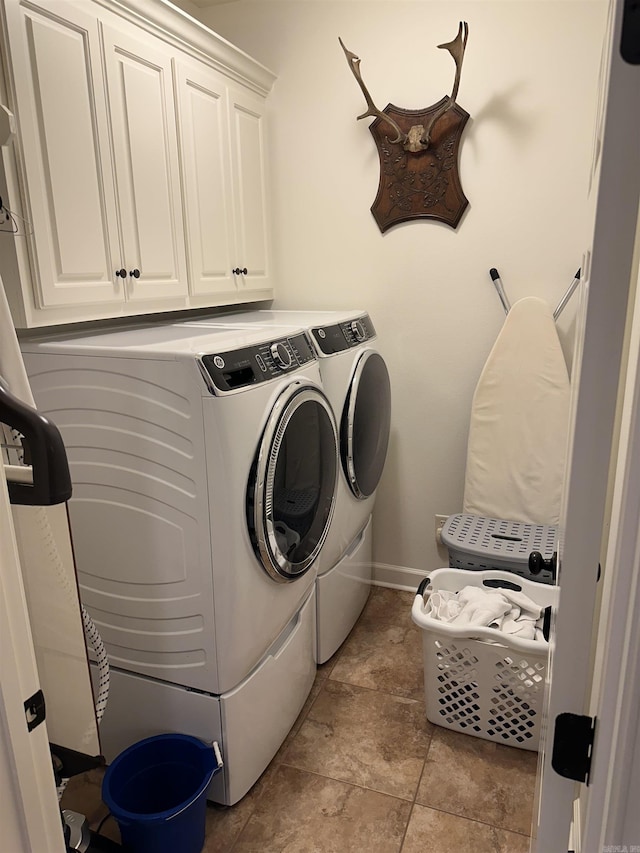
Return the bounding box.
[369,98,469,233]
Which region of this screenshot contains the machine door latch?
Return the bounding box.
[551,713,596,784]
[24,689,46,732]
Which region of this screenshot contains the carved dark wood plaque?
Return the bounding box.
[369,98,469,233]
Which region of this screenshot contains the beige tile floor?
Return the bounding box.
[61,587,536,852]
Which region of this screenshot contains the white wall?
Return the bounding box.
[197,0,606,578]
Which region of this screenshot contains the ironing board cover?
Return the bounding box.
[463,296,570,526]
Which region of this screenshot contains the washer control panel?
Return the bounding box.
[201,332,315,393]
[311,314,376,355]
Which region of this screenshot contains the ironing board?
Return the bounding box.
[463,296,570,526]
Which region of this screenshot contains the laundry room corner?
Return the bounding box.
[194,0,609,580]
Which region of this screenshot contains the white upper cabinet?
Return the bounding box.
[2,0,122,308]
[174,59,271,299]
[101,19,188,301]
[228,85,270,293]
[0,0,275,328]
[174,59,235,297]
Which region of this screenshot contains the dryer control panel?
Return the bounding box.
[201,333,315,393]
[311,314,376,356]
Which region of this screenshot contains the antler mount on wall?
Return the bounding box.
[340,22,470,233]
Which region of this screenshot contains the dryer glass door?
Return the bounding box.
[341,351,391,499]
[250,385,338,581]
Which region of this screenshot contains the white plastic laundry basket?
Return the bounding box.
[411,569,558,751]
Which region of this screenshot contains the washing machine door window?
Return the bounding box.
[341,350,391,499]
[249,385,338,582]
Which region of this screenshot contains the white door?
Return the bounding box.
[0,464,66,853]
[101,18,188,301]
[174,57,237,298]
[3,0,122,308]
[533,1,640,849]
[580,227,640,850]
[227,84,271,293]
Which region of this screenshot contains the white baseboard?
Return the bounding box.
[372,562,429,592]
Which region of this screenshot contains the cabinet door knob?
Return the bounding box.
[232,267,248,276]
[129,269,141,279]
[115,268,126,278]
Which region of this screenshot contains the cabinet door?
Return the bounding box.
[3,0,122,308]
[101,20,187,301]
[174,59,236,297]
[227,85,271,293]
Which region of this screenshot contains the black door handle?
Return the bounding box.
[0,382,72,506]
[129,269,141,279]
[528,550,558,582]
[115,268,126,278]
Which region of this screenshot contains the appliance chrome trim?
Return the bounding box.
[343,348,389,500]
[253,383,338,582]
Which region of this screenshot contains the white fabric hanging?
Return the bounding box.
[0,274,34,405]
[463,296,570,526]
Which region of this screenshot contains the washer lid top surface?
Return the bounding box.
[20,322,309,359]
[176,311,379,360]
[178,308,368,330]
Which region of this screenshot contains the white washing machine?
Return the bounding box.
[180,310,391,662]
[22,322,339,804]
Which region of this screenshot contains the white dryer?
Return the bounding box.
[180,310,391,662]
[22,323,339,804]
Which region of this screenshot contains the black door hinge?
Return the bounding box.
[24,689,46,732]
[552,713,596,784]
[621,0,640,64]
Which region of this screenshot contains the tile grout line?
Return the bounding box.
[413,730,434,804]
[398,802,417,852]
[403,726,533,842]
[276,762,420,806]
[325,673,427,706]
[225,807,255,853]
[396,726,434,851]
[411,799,533,839]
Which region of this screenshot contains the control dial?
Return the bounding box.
[270,342,293,369]
[350,320,366,342]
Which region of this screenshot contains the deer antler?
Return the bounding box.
[339,37,406,146]
[420,21,469,147]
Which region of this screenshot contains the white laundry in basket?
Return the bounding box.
[412,569,558,750]
[425,585,545,641]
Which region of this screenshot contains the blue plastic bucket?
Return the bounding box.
[102,734,221,853]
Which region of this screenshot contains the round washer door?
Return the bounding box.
[248,383,339,582]
[341,350,391,499]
